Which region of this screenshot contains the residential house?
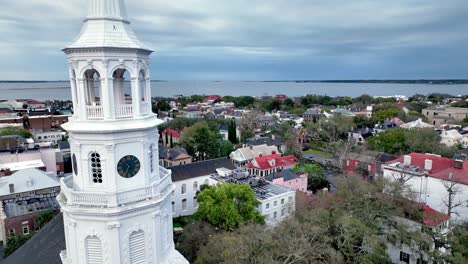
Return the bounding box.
[383,153,468,221]
[0,136,31,152]
[161,128,181,147]
[348,128,375,144]
[170,158,235,217]
[265,169,307,192]
[204,95,222,104]
[31,129,66,146]
[374,120,398,133]
[211,169,296,225]
[229,144,279,167]
[246,135,286,153]
[423,107,468,126]
[0,168,60,242]
[400,119,434,129]
[440,129,468,148]
[345,159,376,178]
[303,108,322,123]
[386,204,450,264]
[246,154,298,177]
[159,146,192,168]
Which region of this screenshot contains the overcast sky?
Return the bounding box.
[1,0,468,80]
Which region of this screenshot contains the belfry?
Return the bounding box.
[58,0,188,263]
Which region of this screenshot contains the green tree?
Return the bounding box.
[34,210,55,228]
[176,221,217,263]
[293,163,327,192]
[283,98,295,109]
[4,234,34,256]
[196,183,265,230]
[0,126,32,138]
[227,119,237,144]
[449,223,468,263]
[373,108,401,122]
[219,141,234,157]
[368,129,407,154]
[179,121,223,159]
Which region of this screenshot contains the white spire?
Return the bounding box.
[65,0,151,51]
[86,0,128,21]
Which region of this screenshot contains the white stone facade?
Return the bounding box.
[172,176,211,217]
[58,0,187,263]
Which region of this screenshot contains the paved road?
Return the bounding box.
[301,152,339,192]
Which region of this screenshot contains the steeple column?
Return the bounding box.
[76,78,87,121]
[132,77,141,116]
[100,77,113,119]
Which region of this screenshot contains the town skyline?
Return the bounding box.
[1,0,468,81]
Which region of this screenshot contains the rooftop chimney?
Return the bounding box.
[424,159,433,171]
[9,183,14,194]
[403,155,412,166]
[454,159,463,169]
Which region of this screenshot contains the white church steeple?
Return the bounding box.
[58,0,188,263]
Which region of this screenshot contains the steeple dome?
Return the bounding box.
[65,0,151,51]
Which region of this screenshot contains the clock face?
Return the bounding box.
[117,155,141,178]
[72,154,78,175]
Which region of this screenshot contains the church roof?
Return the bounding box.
[65,0,151,51]
[3,213,65,264]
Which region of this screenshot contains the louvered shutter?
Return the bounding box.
[129,231,146,264]
[85,236,103,264]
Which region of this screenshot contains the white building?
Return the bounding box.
[440,129,468,148]
[56,0,187,263]
[0,168,60,242]
[170,158,236,217]
[32,130,66,145]
[211,170,296,225]
[386,204,449,264]
[229,144,279,167]
[383,153,468,222]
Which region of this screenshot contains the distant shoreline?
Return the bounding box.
[1,80,468,85]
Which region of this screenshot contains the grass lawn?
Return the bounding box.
[305,149,333,158]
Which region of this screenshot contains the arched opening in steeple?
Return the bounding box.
[113,69,133,118]
[83,69,103,119]
[84,69,102,106]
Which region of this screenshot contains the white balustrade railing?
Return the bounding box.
[116,104,133,118]
[60,167,173,207]
[86,105,104,119]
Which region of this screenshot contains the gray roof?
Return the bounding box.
[170,157,235,182]
[159,146,190,161]
[246,136,285,147]
[304,109,321,115]
[3,213,65,264]
[265,169,301,182]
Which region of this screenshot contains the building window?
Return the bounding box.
[181,184,186,194]
[22,225,30,235]
[288,197,292,203]
[149,144,154,173]
[8,229,15,236]
[273,212,277,219]
[281,208,285,217]
[90,152,102,184]
[281,198,284,205]
[266,203,270,209]
[274,201,277,207]
[193,181,198,191]
[400,251,410,264]
[182,199,187,211]
[85,236,103,264]
[129,230,146,264]
[172,202,175,213]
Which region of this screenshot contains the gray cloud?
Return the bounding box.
[0,0,467,80]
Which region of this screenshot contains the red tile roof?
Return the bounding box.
[26,100,44,105]
[247,154,298,170]
[161,129,181,138]
[421,204,450,227]
[275,94,289,100]
[388,153,468,185]
[204,95,222,101]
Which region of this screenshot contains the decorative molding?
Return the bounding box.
[105,144,114,152]
[86,60,93,70]
[107,222,121,229]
